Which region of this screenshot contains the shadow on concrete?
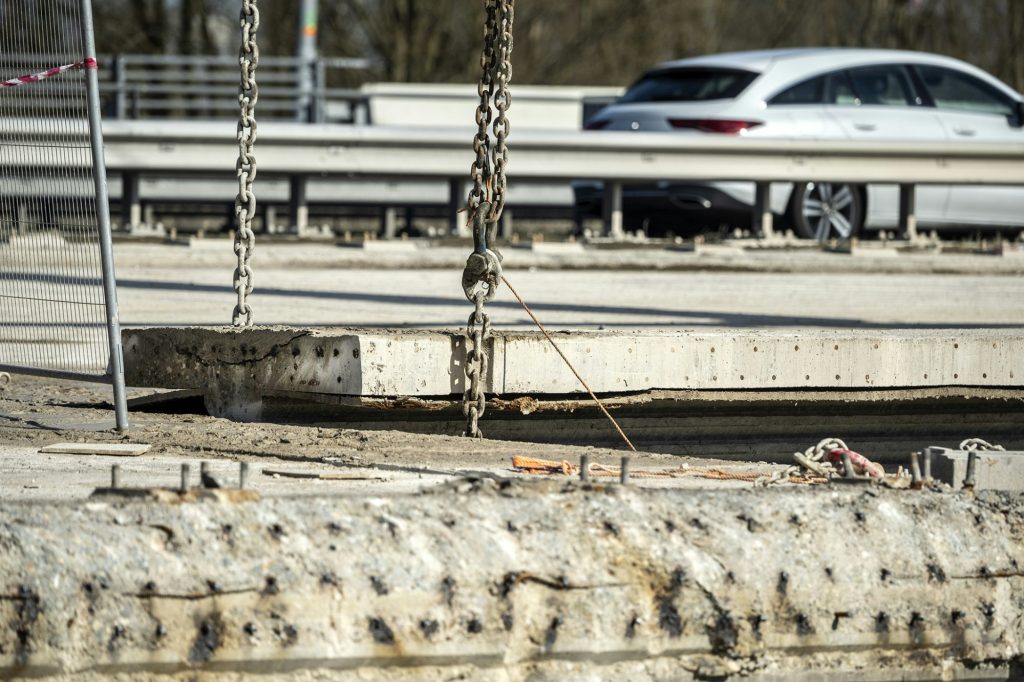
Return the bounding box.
[4,272,1022,330]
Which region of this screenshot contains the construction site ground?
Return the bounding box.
[0,375,775,503]
[2,241,1024,679]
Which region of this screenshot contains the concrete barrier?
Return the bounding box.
[1,481,1021,679]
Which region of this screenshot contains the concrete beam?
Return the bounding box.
[1,483,1022,678]
[124,327,1024,401]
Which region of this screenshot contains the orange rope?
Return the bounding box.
[511,455,765,481]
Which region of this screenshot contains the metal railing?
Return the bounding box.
[4,118,1024,238]
[2,53,374,123]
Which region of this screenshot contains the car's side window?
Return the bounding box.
[846,65,918,106]
[768,69,872,107]
[915,65,1016,117]
[769,74,826,105]
[826,71,859,105]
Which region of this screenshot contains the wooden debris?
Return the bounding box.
[39,443,151,457]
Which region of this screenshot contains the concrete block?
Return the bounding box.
[926,446,1024,491]
[2,483,1023,678]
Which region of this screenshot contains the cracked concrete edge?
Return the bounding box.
[1,481,1022,679]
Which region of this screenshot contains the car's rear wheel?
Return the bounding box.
[789,182,864,241]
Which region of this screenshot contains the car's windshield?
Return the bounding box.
[618,67,758,104]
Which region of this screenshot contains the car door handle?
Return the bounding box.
[853,122,877,131]
[953,127,976,137]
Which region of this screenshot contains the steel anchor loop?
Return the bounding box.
[462,201,503,303]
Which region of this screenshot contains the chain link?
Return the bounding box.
[232,0,259,326]
[761,437,848,486]
[489,0,514,222]
[463,297,491,437]
[462,0,514,438]
[959,438,1005,452]
[467,1,497,219]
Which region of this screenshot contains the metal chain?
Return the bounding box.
[959,438,1005,452]
[761,437,847,486]
[489,0,514,222]
[467,0,497,220]
[463,297,490,437]
[462,0,513,438]
[232,0,259,326]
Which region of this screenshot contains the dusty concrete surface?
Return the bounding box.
[1,480,1023,680]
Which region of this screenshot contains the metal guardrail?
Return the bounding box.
[4,118,1024,237]
[1,54,374,123]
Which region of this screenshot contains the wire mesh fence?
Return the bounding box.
[0,0,127,428]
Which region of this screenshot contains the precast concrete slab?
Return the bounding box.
[123,326,1024,420]
[1,481,1023,680]
[124,326,1024,399]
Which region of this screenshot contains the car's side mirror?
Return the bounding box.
[1013,100,1024,128]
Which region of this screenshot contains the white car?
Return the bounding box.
[579,48,1024,239]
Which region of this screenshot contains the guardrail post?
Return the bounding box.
[448,179,468,236]
[112,54,126,120]
[262,204,278,234]
[15,202,28,235]
[289,175,309,236]
[898,183,918,241]
[121,172,140,233]
[753,182,775,239]
[381,207,398,240]
[312,59,326,124]
[602,181,624,240]
[500,207,514,241]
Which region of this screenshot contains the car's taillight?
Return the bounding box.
[584,119,610,130]
[668,118,763,134]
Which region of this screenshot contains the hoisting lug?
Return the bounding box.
[462,250,502,303]
[463,200,503,302]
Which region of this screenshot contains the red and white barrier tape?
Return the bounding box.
[1,57,97,88]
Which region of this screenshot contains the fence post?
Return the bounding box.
[79,0,129,432]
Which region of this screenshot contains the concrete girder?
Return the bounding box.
[0,482,1022,679]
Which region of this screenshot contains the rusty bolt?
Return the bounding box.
[964,451,978,489]
[110,464,121,489]
[239,461,250,489]
[841,452,855,479]
[580,454,590,483]
[910,452,922,486]
[180,463,191,492]
[620,456,631,485]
